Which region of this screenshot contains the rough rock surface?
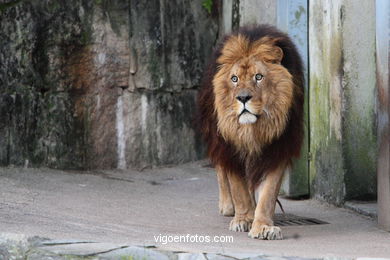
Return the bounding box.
[0,233,325,260]
[0,0,218,169]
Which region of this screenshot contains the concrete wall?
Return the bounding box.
[239,0,277,26]
[309,0,377,204]
[221,0,377,204]
[0,0,218,169]
[221,0,277,35]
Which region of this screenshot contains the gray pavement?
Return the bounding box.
[0,161,389,259]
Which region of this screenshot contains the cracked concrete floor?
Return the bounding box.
[0,161,389,259]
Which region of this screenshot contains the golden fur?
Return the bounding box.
[197,25,304,240]
[213,35,294,154]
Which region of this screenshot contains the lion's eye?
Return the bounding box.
[255,73,263,81]
[231,75,238,83]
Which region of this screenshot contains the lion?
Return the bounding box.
[197,25,304,240]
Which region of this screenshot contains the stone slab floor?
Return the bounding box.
[0,161,389,259]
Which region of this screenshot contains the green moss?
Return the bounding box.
[147,47,162,89]
[309,72,345,204]
[342,79,377,199]
[294,5,305,21]
[309,75,329,186]
[80,29,93,45]
[46,1,60,13]
[309,26,344,201]
[202,0,213,14]
[287,79,310,197]
[0,0,22,12]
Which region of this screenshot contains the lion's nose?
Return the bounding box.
[236,93,252,104]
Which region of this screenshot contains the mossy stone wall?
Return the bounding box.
[0,0,218,169]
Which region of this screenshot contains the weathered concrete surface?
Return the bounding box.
[309,0,377,204]
[309,0,346,205]
[344,201,377,219]
[121,90,203,168]
[340,0,377,200]
[239,0,277,27]
[277,0,309,198]
[0,235,322,260]
[0,0,217,169]
[221,0,277,35]
[0,161,390,259]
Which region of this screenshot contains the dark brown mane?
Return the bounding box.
[197,24,304,189]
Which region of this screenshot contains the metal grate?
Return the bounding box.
[274,213,329,226]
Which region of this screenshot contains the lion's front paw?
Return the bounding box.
[248,222,283,240]
[229,215,253,232]
[219,200,234,216]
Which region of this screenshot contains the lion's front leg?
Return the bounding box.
[227,171,254,232]
[216,165,235,216]
[248,164,286,240]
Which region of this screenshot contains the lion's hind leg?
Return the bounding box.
[227,171,255,232]
[248,164,286,240]
[216,165,235,216]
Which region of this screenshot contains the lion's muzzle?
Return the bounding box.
[236,90,258,125]
[239,111,258,124]
[237,103,258,124]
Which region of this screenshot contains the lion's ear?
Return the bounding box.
[268,46,283,64]
[217,35,250,65]
[252,37,284,64]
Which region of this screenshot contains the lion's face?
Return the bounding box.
[226,59,270,125]
[213,35,295,153]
